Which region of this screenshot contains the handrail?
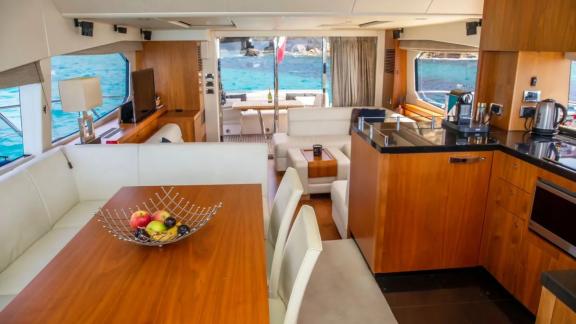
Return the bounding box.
[0,112,22,136]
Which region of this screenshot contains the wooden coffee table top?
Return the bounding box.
[301,148,338,178]
[0,185,268,324]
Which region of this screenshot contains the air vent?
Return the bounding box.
[384,49,395,74]
[197,45,203,71]
[359,21,391,28]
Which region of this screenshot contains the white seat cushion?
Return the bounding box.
[274,134,351,159]
[0,295,15,310]
[145,123,184,143]
[269,297,287,324]
[53,200,106,229]
[0,228,78,295]
[0,171,51,272]
[25,148,79,225]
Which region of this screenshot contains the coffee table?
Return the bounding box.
[288,147,349,196]
[301,148,338,178]
[0,185,269,324]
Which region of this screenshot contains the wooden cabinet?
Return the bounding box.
[480,151,576,314]
[349,133,493,273]
[480,203,525,293]
[537,287,576,324]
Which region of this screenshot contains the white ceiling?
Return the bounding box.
[52,0,484,30]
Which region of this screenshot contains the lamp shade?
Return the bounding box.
[59,77,103,112]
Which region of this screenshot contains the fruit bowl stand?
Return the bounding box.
[96,187,223,247]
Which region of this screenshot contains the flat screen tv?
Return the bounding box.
[130,68,156,122]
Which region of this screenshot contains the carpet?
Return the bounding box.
[298,239,398,324]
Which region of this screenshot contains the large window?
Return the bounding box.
[415,52,479,109]
[51,53,129,142]
[0,87,23,166]
[565,61,576,129]
[219,37,330,106]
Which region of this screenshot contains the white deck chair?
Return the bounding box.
[268,205,323,324]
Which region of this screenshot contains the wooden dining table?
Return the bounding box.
[0,185,269,324]
[232,100,303,135]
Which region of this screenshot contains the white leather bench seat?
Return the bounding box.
[53,200,106,229]
[0,227,79,296]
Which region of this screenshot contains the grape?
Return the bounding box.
[164,217,177,229]
[134,228,150,241]
[177,225,191,236]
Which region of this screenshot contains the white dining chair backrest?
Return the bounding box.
[268,167,303,246]
[271,205,322,324]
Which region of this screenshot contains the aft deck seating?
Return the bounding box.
[0,143,268,310]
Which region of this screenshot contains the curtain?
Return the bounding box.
[330,37,376,107]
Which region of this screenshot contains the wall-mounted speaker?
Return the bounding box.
[140,29,152,41]
[74,19,94,37]
[114,25,127,34]
[392,28,404,39]
[466,20,482,36]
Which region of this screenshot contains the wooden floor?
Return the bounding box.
[268,160,342,241]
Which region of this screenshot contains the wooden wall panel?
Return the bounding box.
[481,0,576,52]
[475,51,518,130]
[137,41,202,112]
[381,30,407,109]
[509,52,571,130]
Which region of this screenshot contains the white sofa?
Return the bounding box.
[330,180,349,239]
[0,142,268,310]
[288,147,350,195]
[273,107,409,171]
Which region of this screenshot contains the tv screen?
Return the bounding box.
[131,68,156,122]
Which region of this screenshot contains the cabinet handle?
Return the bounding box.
[449,156,486,164]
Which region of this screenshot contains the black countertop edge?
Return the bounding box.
[354,129,576,183]
[541,270,576,313]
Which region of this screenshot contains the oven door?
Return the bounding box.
[529,179,576,258]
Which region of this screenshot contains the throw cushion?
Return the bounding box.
[161,137,172,143]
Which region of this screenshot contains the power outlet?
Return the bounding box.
[520,106,536,118]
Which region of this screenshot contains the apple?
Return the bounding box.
[129,210,152,229]
[151,210,171,221]
[146,220,167,234]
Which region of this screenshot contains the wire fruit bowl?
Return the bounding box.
[96,187,223,247]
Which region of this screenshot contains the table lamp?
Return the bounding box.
[59,77,102,144]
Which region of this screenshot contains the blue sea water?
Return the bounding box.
[220,54,330,93]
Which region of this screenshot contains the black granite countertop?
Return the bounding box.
[354,122,576,182]
[542,270,576,312]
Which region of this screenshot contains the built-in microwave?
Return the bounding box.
[529,179,576,258]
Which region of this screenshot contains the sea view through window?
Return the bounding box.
[0,87,23,165]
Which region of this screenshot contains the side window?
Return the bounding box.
[565,61,576,129]
[51,53,129,142]
[415,52,478,109]
[0,87,24,166]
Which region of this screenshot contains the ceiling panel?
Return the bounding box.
[227,0,354,13]
[52,0,229,15]
[353,0,433,14]
[427,0,483,14]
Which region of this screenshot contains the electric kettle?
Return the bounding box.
[532,99,567,136]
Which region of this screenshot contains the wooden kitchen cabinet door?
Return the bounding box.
[443,151,494,268]
[480,203,525,293]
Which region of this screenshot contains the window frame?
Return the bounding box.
[50,53,130,143]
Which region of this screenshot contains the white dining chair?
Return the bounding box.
[266,167,303,278]
[268,205,323,324]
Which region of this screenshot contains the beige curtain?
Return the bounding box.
[330,37,376,107]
